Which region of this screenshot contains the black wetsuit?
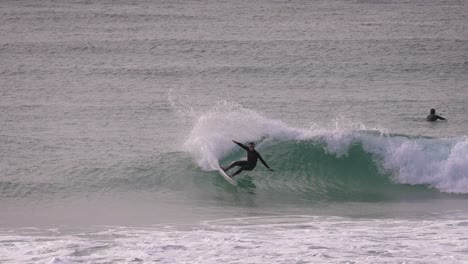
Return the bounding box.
[225,141,271,177]
[427,114,446,121]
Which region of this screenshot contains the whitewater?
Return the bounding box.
[1,0,468,263]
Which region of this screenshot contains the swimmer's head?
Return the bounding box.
[430,109,435,115]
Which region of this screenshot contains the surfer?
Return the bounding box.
[427,109,446,121]
[222,140,273,177]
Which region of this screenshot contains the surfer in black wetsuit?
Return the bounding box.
[427,108,446,121]
[222,140,273,177]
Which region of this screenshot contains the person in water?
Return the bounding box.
[427,108,446,121]
[222,140,273,177]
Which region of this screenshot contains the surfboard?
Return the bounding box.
[217,166,238,186]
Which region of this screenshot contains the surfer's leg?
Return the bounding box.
[230,167,244,177]
[230,165,254,177]
[224,161,248,171]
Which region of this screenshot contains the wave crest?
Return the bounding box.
[184,106,468,194]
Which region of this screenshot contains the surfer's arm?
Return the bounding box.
[258,154,273,171]
[232,140,249,151]
[437,115,446,120]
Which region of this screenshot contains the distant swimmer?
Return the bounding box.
[222,140,273,177]
[427,108,446,121]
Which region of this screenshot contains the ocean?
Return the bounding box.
[1,0,468,263]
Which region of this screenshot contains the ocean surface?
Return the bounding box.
[1,0,468,263]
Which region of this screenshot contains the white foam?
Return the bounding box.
[3,216,468,263]
[351,134,468,194]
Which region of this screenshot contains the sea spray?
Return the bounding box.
[182,101,306,170]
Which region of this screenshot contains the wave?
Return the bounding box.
[5,101,465,204]
[183,102,468,195]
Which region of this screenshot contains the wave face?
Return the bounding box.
[184,103,468,198]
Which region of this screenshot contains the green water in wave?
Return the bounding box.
[209,140,440,203]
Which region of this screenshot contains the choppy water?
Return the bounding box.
[1,0,468,263]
